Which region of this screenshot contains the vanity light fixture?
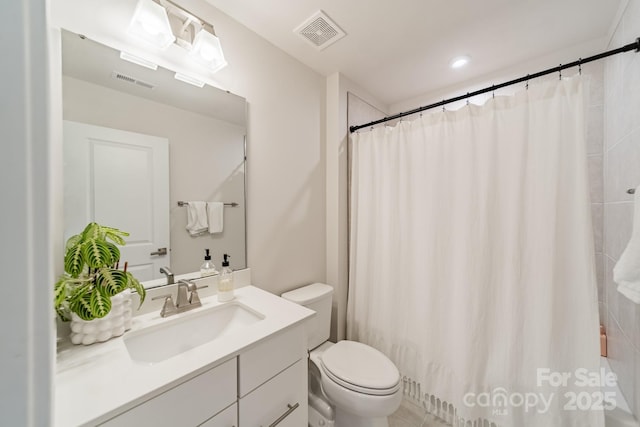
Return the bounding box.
[450,55,471,69]
[190,26,227,72]
[127,0,228,73]
[174,72,205,88]
[128,0,176,49]
[119,51,159,70]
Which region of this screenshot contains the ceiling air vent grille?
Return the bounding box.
[111,71,155,90]
[294,10,346,51]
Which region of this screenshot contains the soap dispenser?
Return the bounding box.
[217,254,234,302]
[200,249,218,277]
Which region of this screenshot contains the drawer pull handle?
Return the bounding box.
[269,402,299,427]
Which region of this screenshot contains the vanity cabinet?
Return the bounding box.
[239,359,307,426]
[99,323,307,427]
[100,358,237,427]
[199,404,238,427]
[238,324,307,426]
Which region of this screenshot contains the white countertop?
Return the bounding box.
[55,285,315,427]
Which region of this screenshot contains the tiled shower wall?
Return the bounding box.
[603,0,640,418]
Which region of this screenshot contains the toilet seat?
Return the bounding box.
[319,341,400,396]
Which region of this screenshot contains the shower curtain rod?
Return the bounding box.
[349,37,640,133]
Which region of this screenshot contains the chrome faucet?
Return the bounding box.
[159,266,174,285]
[152,279,208,318]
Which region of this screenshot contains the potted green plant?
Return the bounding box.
[54,222,146,345]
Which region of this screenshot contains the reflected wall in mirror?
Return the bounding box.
[61,29,247,281]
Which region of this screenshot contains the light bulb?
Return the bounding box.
[190,29,227,72]
[140,12,162,36]
[128,0,175,49]
[199,44,216,62]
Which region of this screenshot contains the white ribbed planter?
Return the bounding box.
[69,289,133,345]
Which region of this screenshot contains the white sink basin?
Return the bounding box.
[124,302,264,364]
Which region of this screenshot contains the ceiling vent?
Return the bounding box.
[111,71,155,90]
[294,10,346,51]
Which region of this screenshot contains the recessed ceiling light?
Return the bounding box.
[450,55,471,69]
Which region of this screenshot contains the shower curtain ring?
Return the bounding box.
[578,59,582,75]
[442,101,446,112]
[526,75,529,90]
[559,65,562,80]
[466,93,470,105]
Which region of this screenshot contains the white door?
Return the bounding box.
[63,120,170,281]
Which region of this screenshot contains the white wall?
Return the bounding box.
[325,72,387,340]
[51,0,327,296]
[177,0,327,295]
[62,76,247,275]
[0,0,54,425]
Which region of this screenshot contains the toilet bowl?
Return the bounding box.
[312,341,402,426]
[282,283,402,427]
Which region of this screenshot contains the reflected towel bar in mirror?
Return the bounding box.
[177,201,239,207]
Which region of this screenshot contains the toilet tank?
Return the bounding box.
[282,283,333,350]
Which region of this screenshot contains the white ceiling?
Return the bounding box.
[206,0,623,106]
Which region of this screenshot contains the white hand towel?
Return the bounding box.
[186,201,208,236]
[207,202,224,234]
[615,185,640,303]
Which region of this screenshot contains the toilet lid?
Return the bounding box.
[320,341,400,395]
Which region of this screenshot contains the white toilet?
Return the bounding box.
[282,283,402,427]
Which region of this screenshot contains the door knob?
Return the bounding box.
[150,247,168,256]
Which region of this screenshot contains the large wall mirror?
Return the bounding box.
[61,29,247,283]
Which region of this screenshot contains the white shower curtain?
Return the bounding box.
[348,77,603,427]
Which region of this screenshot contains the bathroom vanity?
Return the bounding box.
[55,283,315,426]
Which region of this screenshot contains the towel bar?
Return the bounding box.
[177,201,239,207]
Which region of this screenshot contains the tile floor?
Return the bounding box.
[389,400,451,427]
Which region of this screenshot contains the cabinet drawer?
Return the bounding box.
[101,358,237,427]
[199,403,237,427]
[239,358,307,427]
[239,323,305,396]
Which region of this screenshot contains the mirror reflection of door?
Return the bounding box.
[63,120,170,281]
